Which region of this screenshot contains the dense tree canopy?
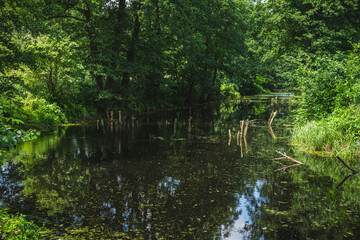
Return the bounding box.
[0,0,359,124]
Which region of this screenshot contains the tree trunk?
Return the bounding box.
[122,1,141,90]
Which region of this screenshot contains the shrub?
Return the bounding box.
[22,96,67,126]
[294,44,360,123]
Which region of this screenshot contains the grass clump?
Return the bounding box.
[292,105,360,161]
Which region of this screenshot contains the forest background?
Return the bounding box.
[1,0,360,158]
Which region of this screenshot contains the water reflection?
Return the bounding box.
[1,100,360,239]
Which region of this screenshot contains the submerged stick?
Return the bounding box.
[274,151,303,165]
[275,163,301,171]
[336,156,358,174]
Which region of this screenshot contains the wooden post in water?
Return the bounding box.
[147,106,150,124]
[132,116,134,128]
[228,129,232,146]
[111,111,114,121]
[240,136,243,158]
[101,119,105,133]
[240,120,244,137]
[268,111,277,126]
[97,120,99,130]
[119,111,122,125]
[174,118,178,135]
[244,119,249,137]
[106,111,110,121]
[188,116,192,133]
[244,135,248,153]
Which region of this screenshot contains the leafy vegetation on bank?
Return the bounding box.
[0,107,38,158]
[292,44,360,160]
[0,209,41,239]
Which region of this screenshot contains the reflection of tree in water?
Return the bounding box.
[242,152,360,240]
[9,123,252,239]
[1,101,304,239]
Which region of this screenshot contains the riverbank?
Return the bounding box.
[292,105,360,161]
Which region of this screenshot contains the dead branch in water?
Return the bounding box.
[336,156,358,174]
[275,163,302,171]
[272,152,302,171]
[274,151,303,165]
[336,173,358,189]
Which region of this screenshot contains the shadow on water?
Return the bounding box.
[1,97,360,239]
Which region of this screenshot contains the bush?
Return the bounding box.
[0,107,38,157]
[294,44,360,123]
[22,96,67,126]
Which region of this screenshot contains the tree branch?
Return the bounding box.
[49,15,86,22]
[336,156,358,174]
[275,151,303,165]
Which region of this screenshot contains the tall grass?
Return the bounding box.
[292,105,360,161]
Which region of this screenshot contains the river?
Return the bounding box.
[1,97,360,239]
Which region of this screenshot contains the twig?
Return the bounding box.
[272,160,285,167]
[275,151,303,165]
[275,163,301,171]
[336,156,358,174]
[336,173,357,189]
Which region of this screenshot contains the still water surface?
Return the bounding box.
[1,101,360,239]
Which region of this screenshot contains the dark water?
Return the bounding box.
[1,99,360,239]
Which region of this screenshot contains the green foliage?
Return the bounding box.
[0,209,41,240]
[0,106,38,157]
[22,96,67,126]
[293,44,360,122]
[248,0,360,90]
